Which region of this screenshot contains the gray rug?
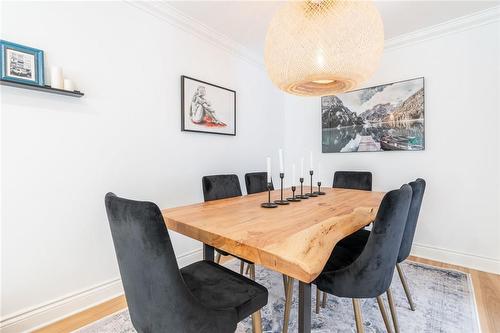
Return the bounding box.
[75,261,480,332]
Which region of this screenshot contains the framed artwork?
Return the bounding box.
[322,77,425,153]
[0,40,44,86]
[181,75,236,136]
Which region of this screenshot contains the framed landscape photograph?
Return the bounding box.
[181,76,236,136]
[322,77,425,153]
[0,40,44,86]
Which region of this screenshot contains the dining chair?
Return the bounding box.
[334,178,426,327]
[105,193,268,333]
[317,170,373,309]
[244,172,293,333]
[333,171,372,191]
[245,172,273,194]
[202,174,253,272]
[313,184,412,333]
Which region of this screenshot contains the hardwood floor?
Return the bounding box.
[35,256,500,333]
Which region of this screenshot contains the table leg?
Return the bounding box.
[298,281,311,333]
[203,243,214,261]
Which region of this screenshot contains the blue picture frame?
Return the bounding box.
[1,40,44,86]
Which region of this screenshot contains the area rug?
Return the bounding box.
[75,261,480,333]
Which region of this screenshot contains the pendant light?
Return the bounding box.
[264,0,384,96]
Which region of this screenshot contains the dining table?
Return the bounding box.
[162,186,385,333]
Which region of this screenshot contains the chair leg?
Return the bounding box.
[215,252,221,264]
[240,261,245,274]
[322,291,327,308]
[376,296,393,333]
[387,289,400,333]
[246,263,251,275]
[352,299,365,333]
[396,263,416,311]
[249,265,262,333]
[315,287,321,314]
[282,274,288,295]
[282,276,294,333]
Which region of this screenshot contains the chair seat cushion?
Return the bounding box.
[216,249,253,265]
[336,229,370,254]
[181,260,268,321]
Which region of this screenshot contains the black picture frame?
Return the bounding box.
[181,75,236,136]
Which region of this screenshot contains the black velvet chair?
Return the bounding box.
[333,171,372,191]
[245,172,273,194]
[202,174,252,271]
[317,170,373,309]
[336,179,426,319]
[313,184,412,333]
[105,193,268,333]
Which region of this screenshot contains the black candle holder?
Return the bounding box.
[287,185,301,202]
[313,181,326,195]
[306,170,318,197]
[297,177,309,199]
[274,173,290,205]
[261,182,278,208]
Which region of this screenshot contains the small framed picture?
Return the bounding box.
[1,40,44,86]
[181,75,236,136]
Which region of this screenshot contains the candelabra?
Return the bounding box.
[313,181,326,195]
[261,182,278,208]
[297,177,309,199]
[274,173,289,205]
[287,185,301,202]
[306,170,318,197]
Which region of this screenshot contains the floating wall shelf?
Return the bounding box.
[0,79,84,97]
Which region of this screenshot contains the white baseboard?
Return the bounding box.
[0,248,203,333]
[411,243,500,275]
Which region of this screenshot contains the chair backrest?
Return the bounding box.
[333,171,372,191]
[202,174,242,201]
[398,178,426,262]
[245,172,273,194]
[105,193,235,332]
[339,184,412,298]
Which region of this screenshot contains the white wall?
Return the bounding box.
[0,1,284,329]
[284,20,500,274]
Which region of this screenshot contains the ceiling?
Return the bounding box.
[167,1,499,59]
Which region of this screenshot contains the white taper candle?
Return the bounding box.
[278,148,284,173]
[300,158,304,178]
[292,164,296,186]
[266,157,271,183]
[309,151,313,171]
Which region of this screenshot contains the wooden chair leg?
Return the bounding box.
[215,252,221,264]
[282,276,294,333]
[387,289,400,333]
[322,291,327,308]
[246,263,251,275]
[376,296,393,333]
[282,274,288,295]
[315,287,321,314]
[249,265,262,333]
[240,261,245,274]
[352,299,365,333]
[396,263,416,311]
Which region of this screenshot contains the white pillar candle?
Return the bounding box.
[266,157,271,183]
[63,79,74,91]
[309,151,314,171]
[51,66,63,89]
[300,158,304,178]
[278,148,284,173]
[292,164,296,186]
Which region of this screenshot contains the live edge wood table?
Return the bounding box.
[162,187,385,333]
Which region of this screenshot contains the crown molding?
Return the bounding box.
[385,5,500,50]
[124,1,264,67]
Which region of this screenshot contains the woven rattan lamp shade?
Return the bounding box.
[264,0,384,96]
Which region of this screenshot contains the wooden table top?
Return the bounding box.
[162,187,385,283]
